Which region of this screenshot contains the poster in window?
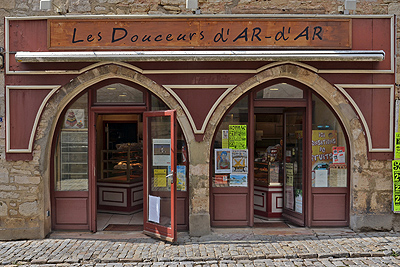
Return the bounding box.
[153,139,171,166]
[228,125,247,149]
[215,149,232,173]
[311,130,337,170]
[222,130,229,149]
[214,174,228,186]
[232,149,248,173]
[64,109,85,129]
[332,146,345,164]
[230,174,248,187]
[177,165,186,191]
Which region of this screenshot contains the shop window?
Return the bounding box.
[212,96,249,187]
[255,83,303,99]
[96,83,144,104]
[54,93,89,191]
[311,94,348,188]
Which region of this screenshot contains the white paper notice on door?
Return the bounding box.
[314,169,328,187]
[148,195,160,224]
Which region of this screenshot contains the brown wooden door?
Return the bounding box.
[143,110,177,242]
[282,110,306,226]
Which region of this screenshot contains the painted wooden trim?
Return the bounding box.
[335,84,394,152]
[163,85,236,134]
[6,85,60,153]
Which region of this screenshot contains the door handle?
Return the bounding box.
[166,173,173,184]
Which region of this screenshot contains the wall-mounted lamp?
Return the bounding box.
[344,0,356,14]
[186,0,200,14]
[40,0,52,10]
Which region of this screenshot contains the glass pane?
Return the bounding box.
[256,83,303,99]
[284,112,303,213]
[96,83,144,103]
[254,110,284,186]
[212,96,248,187]
[55,93,88,191]
[100,121,143,183]
[147,115,172,227]
[312,94,348,187]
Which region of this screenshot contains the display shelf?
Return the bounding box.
[100,143,143,183]
[60,130,88,181]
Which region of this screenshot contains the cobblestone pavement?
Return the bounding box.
[1,228,400,266]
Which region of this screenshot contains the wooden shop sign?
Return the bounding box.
[48,18,351,50]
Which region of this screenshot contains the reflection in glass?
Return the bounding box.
[96,83,144,103]
[284,112,303,213]
[312,94,348,188]
[256,83,304,99]
[148,116,172,227]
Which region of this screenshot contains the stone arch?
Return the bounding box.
[35,64,194,234]
[204,63,368,228]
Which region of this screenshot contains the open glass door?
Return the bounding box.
[143,110,177,242]
[282,110,305,226]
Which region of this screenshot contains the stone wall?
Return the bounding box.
[0,0,399,240]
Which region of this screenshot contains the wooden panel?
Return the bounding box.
[55,197,88,225]
[373,18,392,71]
[312,193,346,221]
[173,88,226,131]
[213,193,247,221]
[8,89,52,149]
[177,197,187,227]
[49,19,351,50]
[346,88,391,149]
[371,88,390,148]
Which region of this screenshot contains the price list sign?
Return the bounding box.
[392,160,400,212]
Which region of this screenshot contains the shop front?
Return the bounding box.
[2,15,395,240]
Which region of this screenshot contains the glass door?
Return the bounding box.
[282,110,305,226]
[143,110,177,242]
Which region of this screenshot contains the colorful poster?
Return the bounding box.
[214,174,228,186]
[332,146,346,164]
[153,139,171,166]
[222,130,229,149]
[215,149,232,173]
[395,133,400,159]
[177,165,186,191]
[64,109,85,129]
[154,169,167,187]
[311,130,337,170]
[228,125,247,149]
[230,174,248,187]
[232,149,248,173]
[392,160,400,213]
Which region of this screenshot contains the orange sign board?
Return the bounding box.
[48,18,351,50]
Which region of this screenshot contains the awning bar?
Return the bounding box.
[15,50,385,62]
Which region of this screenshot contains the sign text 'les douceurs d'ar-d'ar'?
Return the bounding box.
[48,19,351,50]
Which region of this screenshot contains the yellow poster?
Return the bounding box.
[392,160,400,213]
[154,169,167,187]
[395,133,400,159]
[228,125,247,149]
[311,130,337,170]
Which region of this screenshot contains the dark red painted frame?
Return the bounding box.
[143,110,177,242]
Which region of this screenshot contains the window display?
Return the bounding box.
[212,97,248,187]
[312,94,348,188]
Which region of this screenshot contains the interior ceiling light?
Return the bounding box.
[269,88,279,91]
[107,87,116,90]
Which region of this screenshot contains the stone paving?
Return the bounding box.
[1,228,400,266]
